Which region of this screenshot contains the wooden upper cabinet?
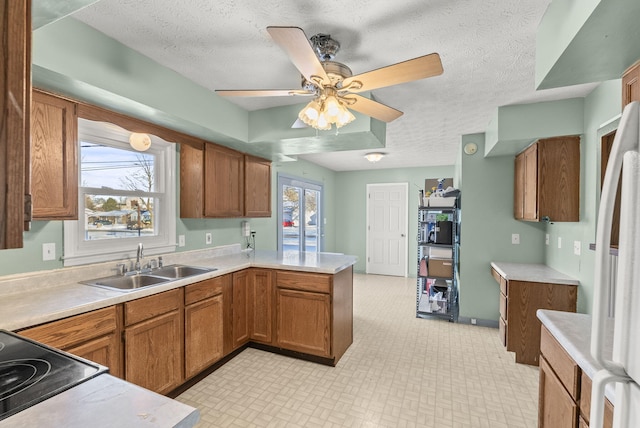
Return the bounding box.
[179,143,205,218]
[244,155,272,217]
[180,142,272,218]
[514,136,580,222]
[0,0,30,248]
[31,91,78,220]
[622,60,640,107]
[205,144,244,217]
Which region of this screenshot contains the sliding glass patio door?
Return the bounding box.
[278,174,323,252]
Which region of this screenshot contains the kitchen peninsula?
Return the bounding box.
[0,246,357,427]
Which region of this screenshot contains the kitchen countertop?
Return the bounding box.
[0,374,199,428]
[491,262,579,285]
[0,248,358,331]
[537,309,616,404]
[0,246,356,427]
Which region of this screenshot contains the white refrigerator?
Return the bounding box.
[591,100,640,427]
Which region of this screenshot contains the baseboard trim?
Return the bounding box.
[457,316,499,328]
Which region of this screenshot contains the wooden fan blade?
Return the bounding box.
[346,94,403,122]
[341,53,443,93]
[266,26,330,85]
[216,89,313,97]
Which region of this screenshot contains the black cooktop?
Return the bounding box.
[0,329,108,421]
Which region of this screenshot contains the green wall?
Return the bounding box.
[334,166,454,274]
[544,79,621,313]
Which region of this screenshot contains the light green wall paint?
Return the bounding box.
[458,134,545,321]
[536,0,640,89]
[33,17,250,148]
[0,222,64,275]
[333,166,454,274]
[544,79,621,313]
[484,98,585,157]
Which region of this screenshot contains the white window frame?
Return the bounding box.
[63,120,176,267]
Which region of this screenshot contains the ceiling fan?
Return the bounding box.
[216,26,444,130]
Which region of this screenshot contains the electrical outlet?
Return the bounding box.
[574,240,581,256]
[178,235,185,247]
[558,237,562,249]
[205,232,212,245]
[545,234,550,245]
[511,233,520,245]
[471,318,477,325]
[42,243,56,261]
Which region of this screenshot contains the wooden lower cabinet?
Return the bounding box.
[539,326,614,428]
[539,355,578,427]
[19,306,122,378]
[276,288,331,357]
[123,289,183,395]
[184,277,224,379]
[248,268,273,344]
[275,267,353,364]
[492,267,577,366]
[231,270,250,349]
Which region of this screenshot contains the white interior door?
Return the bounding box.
[366,183,408,276]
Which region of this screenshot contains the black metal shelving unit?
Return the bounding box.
[416,199,459,322]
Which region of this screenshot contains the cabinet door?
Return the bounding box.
[204,144,244,217]
[276,288,331,357]
[622,60,640,107]
[31,90,78,220]
[514,153,525,219]
[522,144,538,221]
[232,270,250,349]
[185,294,223,379]
[179,143,204,218]
[244,155,271,217]
[65,333,122,379]
[124,310,183,394]
[0,0,30,248]
[538,356,578,428]
[249,269,273,344]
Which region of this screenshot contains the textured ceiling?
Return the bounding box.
[71,0,598,171]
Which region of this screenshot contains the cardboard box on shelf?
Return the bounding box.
[429,257,453,278]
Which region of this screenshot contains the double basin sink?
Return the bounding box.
[82,265,217,292]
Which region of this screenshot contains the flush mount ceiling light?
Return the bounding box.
[365,152,385,163]
[129,132,151,151]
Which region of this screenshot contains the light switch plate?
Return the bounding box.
[178,235,185,247]
[42,243,56,261]
[574,240,581,256]
[511,233,520,245]
[205,232,212,245]
[558,237,562,249]
[545,234,550,245]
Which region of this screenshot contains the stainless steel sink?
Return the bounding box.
[82,274,171,292]
[151,264,216,279]
[82,264,216,292]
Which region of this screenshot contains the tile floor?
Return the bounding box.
[177,273,539,427]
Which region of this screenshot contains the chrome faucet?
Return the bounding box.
[135,243,144,271]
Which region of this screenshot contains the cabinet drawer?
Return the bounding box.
[498,317,507,347]
[277,271,331,294]
[580,371,614,428]
[540,326,580,400]
[125,288,182,326]
[19,306,117,349]
[491,267,508,295]
[185,276,224,305]
[499,292,507,320]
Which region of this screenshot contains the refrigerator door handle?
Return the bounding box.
[592,101,640,374]
[590,369,629,428]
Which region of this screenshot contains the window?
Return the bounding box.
[277,174,323,252]
[63,119,176,266]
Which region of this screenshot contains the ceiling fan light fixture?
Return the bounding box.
[365,152,385,163]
